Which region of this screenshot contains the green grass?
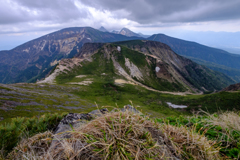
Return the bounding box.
[118,45,148,67]
[0,112,67,156]
[1,80,240,125]
[0,84,97,124]
[114,40,145,48]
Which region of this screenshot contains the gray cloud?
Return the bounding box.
[0,0,90,25]
[79,0,240,23]
[0,0,240,37]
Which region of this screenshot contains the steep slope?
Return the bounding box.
[147,34,240,82]
[0,27,140,84]
[40,40,233,93]
[221,82,240,92]
[111,28,143,37]
[114,40,234,91]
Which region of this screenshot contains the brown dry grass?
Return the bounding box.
[7,131,53,160]
[46,111,177,160]
[162,124,221,160]
[7,109,223,160]
[208,111,240,131]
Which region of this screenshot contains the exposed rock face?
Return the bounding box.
[124,58,143,81]
[38,58,84,84]
[115,40,234,91]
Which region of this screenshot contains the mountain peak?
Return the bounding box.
[98,26,108,32]
[118,28,141,37]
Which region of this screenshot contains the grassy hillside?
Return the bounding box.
[56,44,186,92]
[1,81,239,125]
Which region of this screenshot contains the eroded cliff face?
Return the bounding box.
[113,40,234,91]
[39,40,232,93]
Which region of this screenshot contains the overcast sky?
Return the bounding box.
[1,0,240,51]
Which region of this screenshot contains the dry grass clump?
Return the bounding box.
[46,111,177,160]
[162,124,221,160]
[7,131,53,159]
[209,111,240,131]
[7,109,226,160]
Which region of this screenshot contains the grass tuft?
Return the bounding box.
[162,124,221,160]
[11,110,179,159]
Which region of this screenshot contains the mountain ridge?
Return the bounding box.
[39,40,234,93]
[147,34,240,82]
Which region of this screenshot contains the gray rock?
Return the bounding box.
[121,105,141,114]
[54,113,92,134]
[88,108,109,117]
[50,113,92,150]
[50,109,109,149]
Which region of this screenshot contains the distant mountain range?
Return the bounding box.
[0,26,240,85]
[0,27,139,84]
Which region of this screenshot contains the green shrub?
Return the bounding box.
[0,112,67,156]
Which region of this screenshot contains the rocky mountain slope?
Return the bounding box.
[0,27,139,84]
[39,40,234,93]
[221,82,240,91]
[110,28,143,37]
[111,28,150,38]
[147,34,240,82]
[118,28,142,37]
